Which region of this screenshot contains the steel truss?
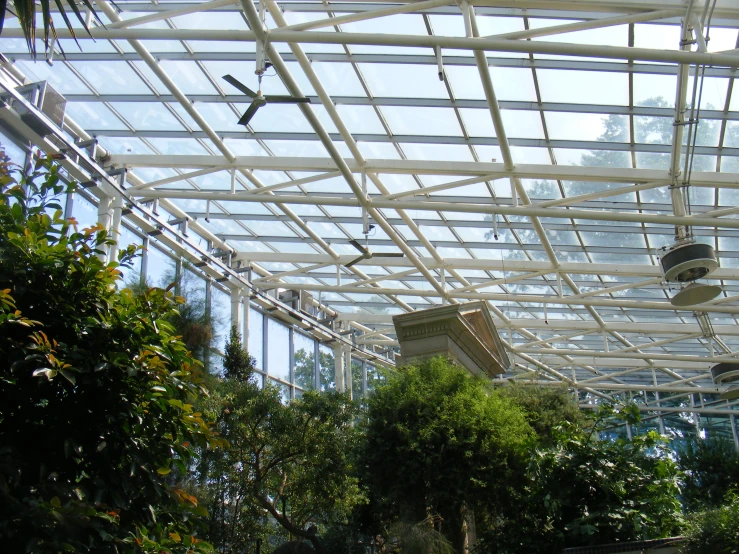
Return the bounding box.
[3,0,739,417]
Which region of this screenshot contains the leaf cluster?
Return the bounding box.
[677,437,739,513]
[0,154,217,552]
[681,490,739,554]
[483,405,683,553]
[495,382,585,443]
[1,0,103,58]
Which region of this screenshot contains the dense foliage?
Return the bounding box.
[196,327,364,553]
[129,264,216,372]
[682,491,739,554]
[483,404,683,553]
[495,383,585,443]
[0,155,217,552]
[361,357,534,554]
[677,437,739,512]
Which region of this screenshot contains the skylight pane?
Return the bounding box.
[108,103,185,131]
[65,102,127,131]
[445,66,537,101]
[359,63,449,99]
[158,61,218,94]
[545,112,627,142]
[537,69,628,105]
[381,106,463,137]
[16,61,90,94]
[400,143,475,161]
[311,63,367,96]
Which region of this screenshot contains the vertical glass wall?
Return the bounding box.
[293,332,316,391]
[61,186,389,401]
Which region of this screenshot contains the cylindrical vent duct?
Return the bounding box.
[660,243,718,282]
[711,362,739,384]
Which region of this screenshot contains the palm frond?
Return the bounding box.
[1,0,103,58]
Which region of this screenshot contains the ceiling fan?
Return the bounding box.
[345,236,404,268]
[222,74,310,126]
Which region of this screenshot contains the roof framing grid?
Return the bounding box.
[3,0,739,404]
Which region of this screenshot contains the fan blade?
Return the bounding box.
[344,256,365,268]
[223,74,257,97]
[375,253,405,258]
[238,102,261,126]
[348,239,369,255]
[265,95,311,104]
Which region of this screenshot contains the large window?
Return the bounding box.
[294,332,316,390]
[267,318,290,383]
[352,358,363,399]
[319,344,335,391]
[249,308,264,370]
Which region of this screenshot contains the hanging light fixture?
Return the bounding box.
[670,282,722,307]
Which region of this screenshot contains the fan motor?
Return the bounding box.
[660,243,718,283]
[711,362,739,384]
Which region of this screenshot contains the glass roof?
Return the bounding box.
[2,0,739,397]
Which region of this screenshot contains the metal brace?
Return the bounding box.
[435,46,444,81]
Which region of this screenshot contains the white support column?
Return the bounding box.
[243,288,251,350]
[107,194,124,263]
[230,287,243,339]
[345,347,353,400]
[333,342,346,393]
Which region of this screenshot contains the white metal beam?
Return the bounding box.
[6,27,739,66]
[233,251,739,280]
[107,0,237,29]
[249,282,739,314]
[129,188,739,230]
[109,156,739,187]
[486,8,683,40]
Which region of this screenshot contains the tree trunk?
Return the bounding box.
[307,535,325,554]
[447,503,476,554]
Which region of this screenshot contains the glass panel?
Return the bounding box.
[366,365,384,393]
[319,344,335,391]
[249,308,264,370]
[293,332,316,390]
[71,193,98,231]
[69,62,153,94]
[108,103,185,131]
[116,225,142,288]
[0,130,27,165]
[211,287,230,354]
[267,319,290,382]
[359,64,450,99]
[268,379,291,404]
[145,243,172,288]
[537,70,628,105]
[352,358,363,399]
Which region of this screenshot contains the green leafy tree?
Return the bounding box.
[0,154,217,552]
[677,437,739,512]
[194,326,265,553]
[197,329,364,553]
[495,383,584,444]
[361,356,534,554]
[482,404,683,553]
